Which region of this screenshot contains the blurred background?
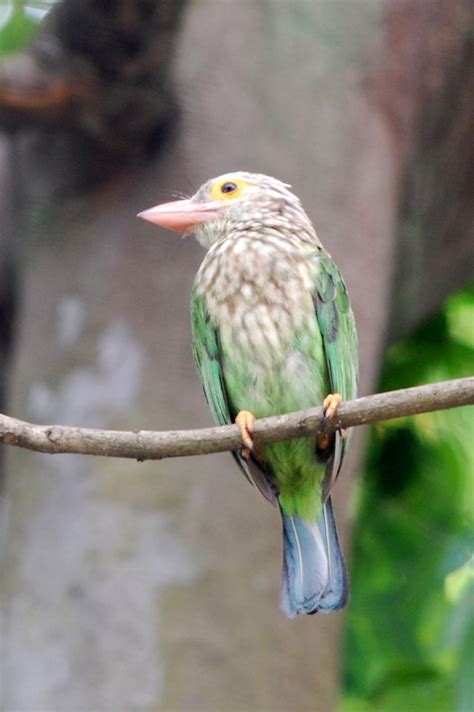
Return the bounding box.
[0,1,472,710]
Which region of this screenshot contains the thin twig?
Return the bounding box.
[0,377,473,461]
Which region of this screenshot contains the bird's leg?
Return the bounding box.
[318,393,344,450]
[235,410,256,460]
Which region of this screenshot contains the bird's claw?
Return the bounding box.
[323,392,342,421]
[318,393,343,450]
[235,410,256,460]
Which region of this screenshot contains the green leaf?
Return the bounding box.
[0,3,37,55]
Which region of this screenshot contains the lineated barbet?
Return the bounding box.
[139,172,358,617]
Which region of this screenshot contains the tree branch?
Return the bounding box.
[0,378,473,461]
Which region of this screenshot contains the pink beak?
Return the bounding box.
[137,198,220,234]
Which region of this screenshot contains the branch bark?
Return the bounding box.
[1,377,473,461]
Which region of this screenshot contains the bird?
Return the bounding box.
[138,172,358,617]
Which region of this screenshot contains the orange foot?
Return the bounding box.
[235,410,256,460]
[318,393,343,450]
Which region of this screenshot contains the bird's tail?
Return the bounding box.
[279,498,348,618]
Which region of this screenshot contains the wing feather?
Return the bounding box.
[191,287,277,505]
[311,253,359,492]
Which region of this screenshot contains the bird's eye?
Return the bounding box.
[221,182,238,194]
[209,178,249,201]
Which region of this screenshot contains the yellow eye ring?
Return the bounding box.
[210,177,253,201]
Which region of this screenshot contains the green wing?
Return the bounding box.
[312,252,358,401]
[312,252,359,487]
[191,287,278,504]
[191,287,231,427]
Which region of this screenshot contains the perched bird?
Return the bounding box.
[139,172,358,617]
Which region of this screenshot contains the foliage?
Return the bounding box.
[342,283,474,712]
[0,1,53,55]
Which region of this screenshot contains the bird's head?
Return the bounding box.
[138,172,317,248]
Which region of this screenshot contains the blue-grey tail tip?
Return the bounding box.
[279,499,349,618]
